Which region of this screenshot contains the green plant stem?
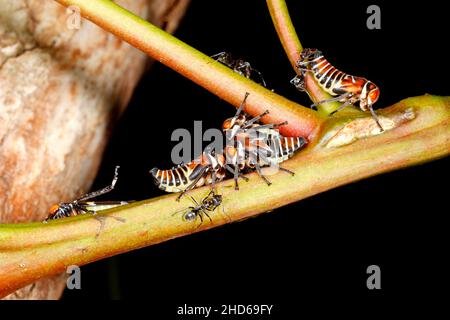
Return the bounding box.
[1,95,449,297]
[267,0,343,115]
[1,0,447,298]
[53,0,322,138]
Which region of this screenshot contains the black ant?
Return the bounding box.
[211,52,267,87]
[173,190,223,226]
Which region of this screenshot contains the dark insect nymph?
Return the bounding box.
[44,166,127,221]
[211,52,267,87]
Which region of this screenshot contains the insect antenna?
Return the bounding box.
[77,166,120,202]
[251,68,267,87]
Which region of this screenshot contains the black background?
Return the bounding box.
[61,0,448,312]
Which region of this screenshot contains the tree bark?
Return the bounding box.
[0,0,189,300]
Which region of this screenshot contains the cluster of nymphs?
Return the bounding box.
[44,49,381,225]
[151,91,307,199]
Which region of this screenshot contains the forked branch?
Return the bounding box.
[0,0,449,298]
[267,0,347,115]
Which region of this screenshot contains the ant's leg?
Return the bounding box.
[196,212,204,228]
[202,210,213,223]
[189,195,200,207]
[236,61,252,78]
[172,206,194,217]
[221,201,231,223]
[369,106,384,132]
[77,166,120,201]
[205,189,215,198]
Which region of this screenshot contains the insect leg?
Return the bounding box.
[210,51,227,60]
[225,165,249,182]
[328,99,353,116]
[236,61,252,78]
[233,164,240,190]
[176,166,208,201]
[234,92,250,118]
[278,166,295,176]
[243,110,270,128]
[255,163,272,186]
[172,206,192,217]
[369,106,384,132]
[255,149,293,176]
[196,212,204,228]
[77,166,120,202]
[312,92,352,109]
[291,75,307,93]
[189,195,200,207]
[202,209,213,223]
[251,68,267,87]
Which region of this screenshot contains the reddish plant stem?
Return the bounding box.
[267,0,342,114]
[54,0,323,138]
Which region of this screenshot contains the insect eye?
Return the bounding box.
[369,89,379,102]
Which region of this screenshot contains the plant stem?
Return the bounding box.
[1,0,445,298]
[1,95,449,297]
[267,0,342,115]
[53,0,322,138]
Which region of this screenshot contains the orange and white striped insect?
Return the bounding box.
[150,147,231,201]
[222,93,307,189]
[291,48,383,130]
[151,94,307,198]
